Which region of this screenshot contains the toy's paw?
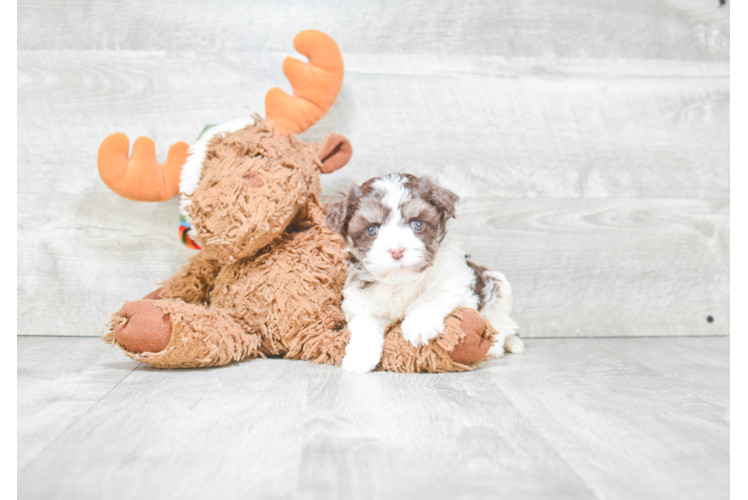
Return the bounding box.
[115,300,172,354]
[401,309,446,347]
[449,310,491,365]
[341,343,381,373]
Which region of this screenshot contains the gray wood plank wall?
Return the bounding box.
[17,1,730,337]
[725,2,748,338]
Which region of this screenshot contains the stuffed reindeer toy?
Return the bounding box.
[97,30,495,372]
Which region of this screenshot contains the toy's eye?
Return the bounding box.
[366,226,378,237]
[411,220,424,232]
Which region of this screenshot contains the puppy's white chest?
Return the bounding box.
[355,278,426,322]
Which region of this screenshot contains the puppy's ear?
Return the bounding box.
[325,184,361,233]
[418,177,459,218]
[432,185,459,218]
[325,199,348,233]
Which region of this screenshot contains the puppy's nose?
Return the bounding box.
[389,247,405,260]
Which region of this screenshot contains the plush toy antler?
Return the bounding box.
[97,29,344,201]
[98,134,189,202]
[265,30,345,135]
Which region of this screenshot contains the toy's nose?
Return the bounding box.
[389,247,405,260]
[243,172,264,188]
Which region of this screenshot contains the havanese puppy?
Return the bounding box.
[326,173,524,373]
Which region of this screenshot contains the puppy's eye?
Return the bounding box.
[411,220,424,232]
[366,225,378,237]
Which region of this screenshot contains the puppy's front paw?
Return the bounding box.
[401,309,446,347]
[341,347,380,373]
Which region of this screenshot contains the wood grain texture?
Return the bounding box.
[726,198,748,335]
[17,336,729,500]
[297,361,596,500]
[18,192,193,336]
[726,2,748,500]
[453,197,729,338]
[17,337,140,468]
[18,195,728,338]
[18,51,729,198]
[480,337,729,500]
[729,337,748,499]
[727,89,748,336]
[18,0,729,61]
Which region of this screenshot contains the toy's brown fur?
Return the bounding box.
[379,308,496,373]
[102,119,493,372]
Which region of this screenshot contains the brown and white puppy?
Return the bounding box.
[326,173,523,373]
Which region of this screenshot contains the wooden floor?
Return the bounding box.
[18,336,729,500]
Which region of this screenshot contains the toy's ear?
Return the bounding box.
[319,134,352,174]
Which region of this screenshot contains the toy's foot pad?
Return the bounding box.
[449,310,491,365]
[115,301,172,354]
